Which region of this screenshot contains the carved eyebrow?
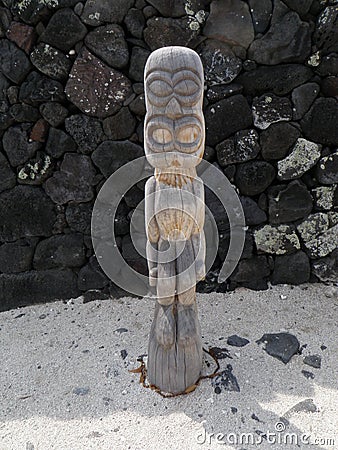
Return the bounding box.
[146,67,202,81]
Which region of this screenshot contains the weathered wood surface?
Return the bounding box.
[144,46,206,394]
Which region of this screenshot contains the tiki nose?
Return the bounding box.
[165,97,182,118]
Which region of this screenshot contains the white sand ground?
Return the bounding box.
[0,283,337,450]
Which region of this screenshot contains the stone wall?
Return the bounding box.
[0,0,337,311]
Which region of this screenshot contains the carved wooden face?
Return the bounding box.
[144,46,205,169]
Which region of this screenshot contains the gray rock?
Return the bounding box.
[203,0,254,50]
[2,123,41,166]
[256,332,300,364]
[252,94,292,130]
[73,387,90,395]
[144,17,198,51]
[0,186,56,242]
[81,0,134,25]
[211,364,240,393]
[254,224,300,255]
[312,185,337,211]
[45,128,77,159]
[30,43,72,81]
[40,8,87,52]
[271,251,310,284]
[0,238,38,273]
[304,355,321,369]
[301,98,338,146]
[128,47,150,82]
[39,102,68,127]
[248,7,311,64]
[198,39,242,86]
[103,108,136,140]
[291,83,320,120]
[92,140,144,178]
[277,138,321,180]
[303,225,338,258]
[17,151,53,185]
[0,151,15,193]
[268,181,313,224]
[19,72,65,105]
[33,234,86,269]
[248,0,273,34]
[65,48,132,118]
[205,95,252,146]
[44,153,97,204]
[260,123,301,160]
[227,335,250,347]
[65,114,103,155]
[297,213,329,243]
[312,252,338,282]
[316,151,338,185]
[84,24,129,69]
[0,269,79,311]
[237,64,313,96]
[124,8,145,39]
[235,161,275,196]
[0,39,31,83]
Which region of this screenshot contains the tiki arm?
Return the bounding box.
[191,176,206,281]
[145,176,159,286]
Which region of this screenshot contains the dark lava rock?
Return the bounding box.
[30,43,72,82]
[216,129,260,166]
[45,128,77,159]
[316,151,338,185]
[85,24,129,69]
[33,234,86,269]
[103,108,136,140]
[65,114,103,155]
[314,6,338,54]
[19,71,65,105]
[6,21,36,54]
[2,123,41,166]
[301,98,338,146]
[0,186,56,242]
[17,151,53,185]
[321,76,338,97]
[211,364,240,393]
[129,94,146,117]
[219,230,254,261]
[203,0,254,50]
[312,252,338,282]
[209,347,232,359]
[237,64,313,96]
[82,289,110,303]
[144,17,198,51]
[92,140,143,178]
[124,8,145,39]
[0,151,15,193]
[248,0,273,34]
[205,95,252,146]
[256,332,300,364]
[227,335,250,347]
[268,181,313,224]
[66,202,93,235]
[283,0,313,16]
[248,8,311,65]
[120,349,128,360]
[235,161,275,196]
[0,7,12,38]
[291,83,319,121]
[316,54,338,77]
[260,123,301,160]
[272,251,310,284]
[122,234,148,274]
[252,94,292,130]
[40,102,68,127]
[0,237,37,273]
[231,256,271,290]
[9,104,40,123]
[44,153,97,204]
[9,0,49,25]
[0,269,79,311]
[302,370,315,379]
[78,256,110,291]
[198,39,242,86]
[206,84,243,103]
[240,197,267,226]
[303,354,321,369]
[65,48,132,119]
[81,0,134,26]
[128,46,150,82]
[0,39,31,83]
[40,8,87,52]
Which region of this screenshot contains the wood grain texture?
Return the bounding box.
[144,46,205,394]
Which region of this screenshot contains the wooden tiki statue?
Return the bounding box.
[144,46,206,394]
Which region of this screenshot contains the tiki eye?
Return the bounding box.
[176,125,200,144]
[174,79,199,96]
[152,128,172,144]
[148,79,172,97]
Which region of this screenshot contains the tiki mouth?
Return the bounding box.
[171,159,181,167]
